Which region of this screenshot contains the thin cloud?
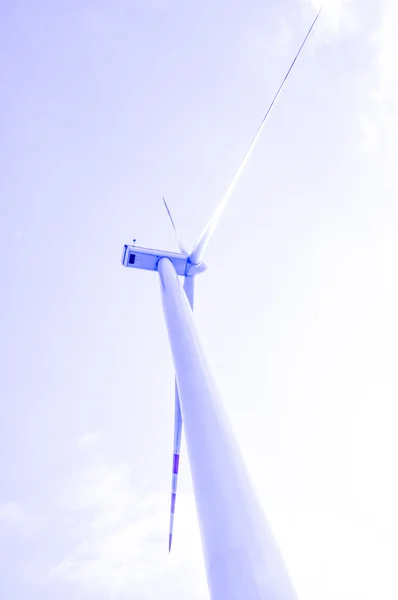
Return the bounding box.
[47,457,207,599]
[0,501,42,536]
[78,430,103,446]
[361,0,398,155]
[47,460,164,594]
[304,0,360,37]
[271,0,361,64]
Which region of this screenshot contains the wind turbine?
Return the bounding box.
[122,7,323,599]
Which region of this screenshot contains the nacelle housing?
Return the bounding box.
[121,245,188,276]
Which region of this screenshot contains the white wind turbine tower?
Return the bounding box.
[122,7,323,599]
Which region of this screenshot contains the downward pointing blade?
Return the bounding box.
[189,5,323,266]
[183,275,195,310]
[168,274,195,552]
[168,381,183,552]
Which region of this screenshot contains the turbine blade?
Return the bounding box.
[189,184,234,266]
[168,381,182,552]
[189,5,323,266]
[168,275,194,552]
[162,197,189,255]
[183,275,195,310]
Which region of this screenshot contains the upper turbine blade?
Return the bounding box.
[162,197,189,255]
[189,5,323,266]
[189,146,256,265]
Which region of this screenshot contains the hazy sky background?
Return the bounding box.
[1,0,397,598]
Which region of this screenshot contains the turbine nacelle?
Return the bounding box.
[121,244,207,277]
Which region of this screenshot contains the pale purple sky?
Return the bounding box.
[1,1,398,599]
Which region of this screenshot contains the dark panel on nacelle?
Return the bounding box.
[121,245,188,276]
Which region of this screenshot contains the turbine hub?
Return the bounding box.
[185,260,207,277]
